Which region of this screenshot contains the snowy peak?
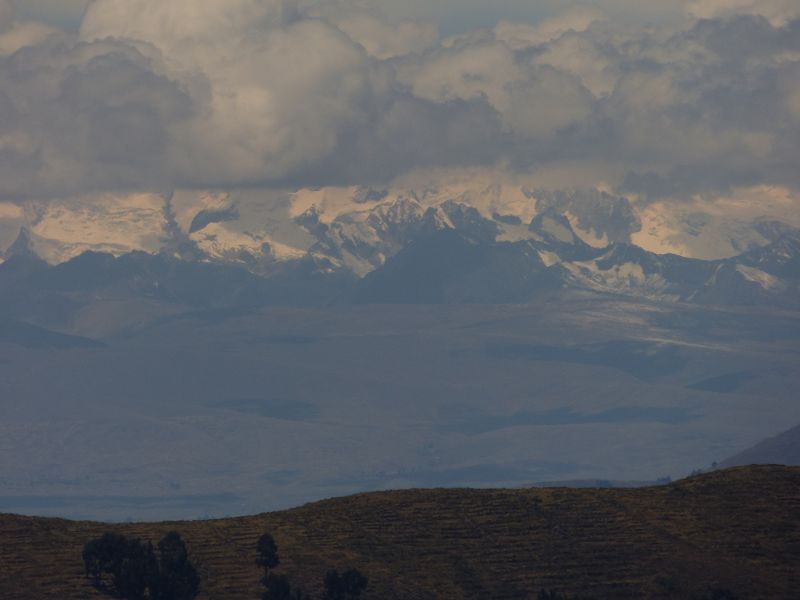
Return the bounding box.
[527,209,602,264]
[189,205,240,234]
[560,243,717,301]
[0,181,797,308]
[438,200,499,242]
[367,197,425,231]
[296,196,432,275]
[736,231,800,280]
[534,189,641,247]
[530,210,580,246]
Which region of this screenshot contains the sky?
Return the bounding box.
[0,0,798,201]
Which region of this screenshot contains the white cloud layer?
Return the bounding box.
[0,0,14,31]
[0,0,797,200]
[82,1,381,185]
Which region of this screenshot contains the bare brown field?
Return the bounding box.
[1,465,799,599]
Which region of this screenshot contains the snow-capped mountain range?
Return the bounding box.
[1,181,799,308]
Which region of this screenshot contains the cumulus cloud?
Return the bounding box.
[0,21,57,55]
[0,0,14,31]
[531,28,621,97]
[165,19,381,185]
[0,37,193,197]
[81,0,298,54]
[305,2,438,59]
[399,41,595,139]
[328,13,437,59]
[3,0,375,192]
[493,6,606,50]
[12,0,90,29]
[0,0,797,201]
[0,0,59,55]
[686,0,800,26]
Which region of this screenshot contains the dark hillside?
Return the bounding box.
[1,466,799,599]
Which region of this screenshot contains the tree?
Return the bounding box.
[82,533,157,599]
[324,569,368,600]
[256,533,306,600]
[153,532,200,600]
[538,591,570,600]
[263,573,293,600]
[256,533,280,571]
[83,532,199,600]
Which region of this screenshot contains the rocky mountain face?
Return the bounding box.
[1,185,799,314]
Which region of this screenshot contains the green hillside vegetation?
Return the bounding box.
[1,466,799,599]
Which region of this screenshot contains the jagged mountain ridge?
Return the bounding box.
[2,186,799,311]
[4,184,795,267]
[352,227,800,306]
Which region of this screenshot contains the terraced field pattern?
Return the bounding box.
[1,466,799,599]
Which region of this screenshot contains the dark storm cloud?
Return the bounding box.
[291,95,507,187]
[0,36,193,197]
[609,16,800,197]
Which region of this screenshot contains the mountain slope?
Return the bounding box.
[4,184,797,278]
[2,193,800,312]
[2,228,799,334]
[0,466,798,599]
[353,229,560,304]
[736,231,800,280]
[0,250,355,330]
[720,425,800,468]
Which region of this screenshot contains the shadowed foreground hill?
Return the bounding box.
[1,466,799,599]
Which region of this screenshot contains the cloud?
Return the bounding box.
[401,40,595,140]
[164,19,382,186]
[0,0,505,197]
[305,2,438,59]
[0,0,14,31]
[0,21,57,56]
[11,0,90,30]
[81,0,298,54]
[39,0,384,190]
[0,36,193,197]
[0,0,59,55]
[493,6,606,50]
[0,201,22,218]
[0,0,797,201]
[329,13,437,59]
[686,0,800,26]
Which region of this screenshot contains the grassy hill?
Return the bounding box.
[1,466,799,599]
